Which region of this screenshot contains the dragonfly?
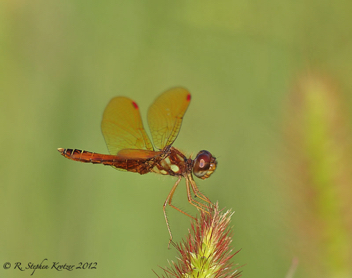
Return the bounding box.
[58,87,217,245]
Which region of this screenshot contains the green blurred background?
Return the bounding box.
[1,1,352,277]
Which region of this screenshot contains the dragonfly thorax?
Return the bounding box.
[151,147,188,176]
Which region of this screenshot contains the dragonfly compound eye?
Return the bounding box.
[193,150,217,179]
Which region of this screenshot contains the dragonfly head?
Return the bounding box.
[192,150,217,180]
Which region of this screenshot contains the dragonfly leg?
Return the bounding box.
[185,177,211,213]
[164,176,200,248]
[189,175,213,206]
[163,176,182,248]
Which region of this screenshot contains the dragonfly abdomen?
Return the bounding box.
[57,148,117,165]
[57,148,153,174]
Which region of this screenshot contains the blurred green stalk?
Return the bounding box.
[288,73,352,278]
